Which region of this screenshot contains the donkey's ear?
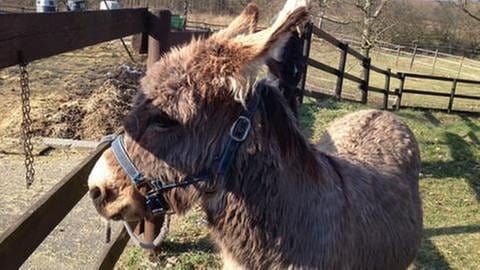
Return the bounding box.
[214,3,259,39]
[233,0,310,63]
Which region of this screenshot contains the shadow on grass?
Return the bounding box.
[423,111,441,126]
[424,224,480,237]
[298,101,319,138]
[460,114,480,145]
[415,237,452,270]
[396,110,438,126]
[422,132,480,200]
[161,236,217,254]
[415,224,480,269]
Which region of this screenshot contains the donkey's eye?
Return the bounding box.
[148,113,178,130]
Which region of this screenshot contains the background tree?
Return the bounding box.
[352,0,390,57]
[458,0,480,21]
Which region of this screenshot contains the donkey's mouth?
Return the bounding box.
[109,212,123,221]
[105,206,133,221]
[95,202,128,221]
[102,202,146,222]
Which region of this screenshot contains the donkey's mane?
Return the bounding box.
[256,85,320,178]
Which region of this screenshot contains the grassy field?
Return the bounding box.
[116,98,480,269]
[307,38,480,112]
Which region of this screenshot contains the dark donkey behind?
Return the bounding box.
[87,0,423,268]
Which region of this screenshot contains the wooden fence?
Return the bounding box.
[0,3,36,13]
[0,8,209,269]
[1,9,479,270]
[305,24,480,114]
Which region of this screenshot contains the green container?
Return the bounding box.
[171,15,186,29]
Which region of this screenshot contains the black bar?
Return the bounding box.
[396,73,406,110]
[454,94,480,100]
[402,72,455,82]
[344,72,364,84]
[402,89,451,97]
[361,58,371,104]
[0,9,148,69]
[370,65,388,75]
[368,86,386,93]
[299,23,313,104]
[448,79,457,113]
[456,78,480,85]
[311,26,366,61]
[307,58,340,76]
[384,68,391,110]
[335,43,348,98]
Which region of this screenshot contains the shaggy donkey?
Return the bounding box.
[87,1,422,269]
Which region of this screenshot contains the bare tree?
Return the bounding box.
[316,0,353,28]
[352,0,390,57]
[314,0,391,57]
[458,0,480,21]
[184,0,189,16]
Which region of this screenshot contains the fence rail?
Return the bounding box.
[0,3,36,13]
[0,9,148,69]
[304,24,480,114]
[335,35,480,80]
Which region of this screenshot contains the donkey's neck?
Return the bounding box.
[255,86,320,178]
[202,88,327,268]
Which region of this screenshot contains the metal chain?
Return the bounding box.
[18,53,35,188]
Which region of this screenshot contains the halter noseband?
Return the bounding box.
[109,80,264,216]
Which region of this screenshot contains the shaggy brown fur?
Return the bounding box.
[88,1,422,269]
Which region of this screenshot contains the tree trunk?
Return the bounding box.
[362,0,373,59]
[362,17,372,57]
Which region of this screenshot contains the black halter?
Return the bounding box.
[109,81,264,215]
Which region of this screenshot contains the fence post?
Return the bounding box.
[147,10,171,68]
[448,79,457,113]
[361,57,371,104]
[409,44,417,70]
[145,9,171,255]
[335,43,348,99]
[395,46,401,67]
[396,73,405,110]
[456,56,465,79]
[383,68,391,110]
[299,22,313,104]
[431,49,438,74]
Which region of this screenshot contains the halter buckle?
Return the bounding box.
[150,180,164,192]
[146,193,168,215]
[132,172,146,186]
[229,116,251,142]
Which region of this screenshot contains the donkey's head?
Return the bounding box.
[88,1,309,221]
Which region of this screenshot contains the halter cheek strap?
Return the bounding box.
[111,135,171,214]
[111,135,145,185]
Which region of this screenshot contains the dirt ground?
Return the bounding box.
[0,39,143,141]
[0,40,141,269]
[0,149,124,270]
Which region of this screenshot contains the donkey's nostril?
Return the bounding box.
[89,186,102,200]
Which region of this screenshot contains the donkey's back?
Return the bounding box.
[317,109,422,269]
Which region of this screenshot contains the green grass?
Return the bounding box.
[117,210,221,270]
[117,99,480,269]
[307,38,480,112]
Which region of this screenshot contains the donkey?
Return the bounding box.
[87,1,422,269]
